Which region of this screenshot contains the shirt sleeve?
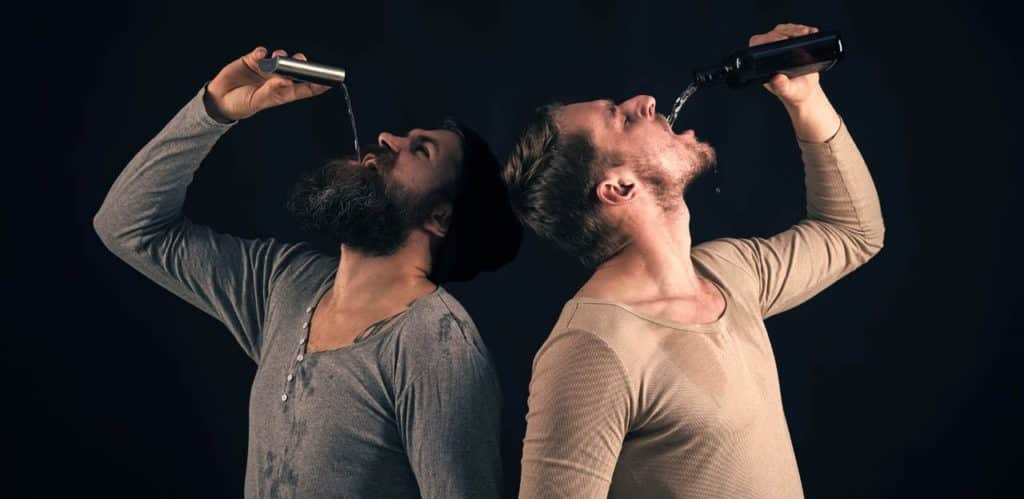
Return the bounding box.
[519,330,632,499]
[693,117,885,319]
[396,342,504,499]
[92,81,310,363]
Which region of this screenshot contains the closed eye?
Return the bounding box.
[412,138,431,159]
[412,136,439,161]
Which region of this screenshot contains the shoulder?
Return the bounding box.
[390,286,496,377]
[691,237,760,299]
[528,328,633,416]
[548,300,657,361]
[401,287,482,347]
[268,242,337,294]
[692,237,756,277]
[533,328,627,380]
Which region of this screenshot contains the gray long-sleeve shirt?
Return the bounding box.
[93,82,503,498]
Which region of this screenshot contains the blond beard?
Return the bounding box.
[632,139,718,212]
[681,140,717,187]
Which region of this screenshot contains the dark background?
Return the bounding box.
[17,0,1019,497]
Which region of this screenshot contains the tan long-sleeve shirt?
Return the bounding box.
[519,117,885,499]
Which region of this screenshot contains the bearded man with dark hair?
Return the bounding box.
[94,46,520,498]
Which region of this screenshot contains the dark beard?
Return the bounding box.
[285,144,437,256]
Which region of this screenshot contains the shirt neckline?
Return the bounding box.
[301,267,443,356]
[567,267,730,333]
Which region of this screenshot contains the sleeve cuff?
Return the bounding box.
[796,115,844,145]
[195,80,238,127]
[794,114,860,165]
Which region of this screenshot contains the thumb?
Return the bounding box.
[248,46,267,62]
[238,46,267,74]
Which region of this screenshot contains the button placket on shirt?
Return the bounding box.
[282,305,314,403]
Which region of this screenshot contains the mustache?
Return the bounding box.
[354,143,397,172]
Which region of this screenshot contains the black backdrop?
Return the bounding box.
[17,1,1020,497]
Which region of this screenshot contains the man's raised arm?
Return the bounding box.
[693,24,885,319]
[93,47,333,361]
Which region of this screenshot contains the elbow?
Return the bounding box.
[861,221,885,258]
[93,212,122,256]
[865,199,886,256]
[93,207,130,255]
[832,219,884,262]
[93,207,178,260]
[93,209,115,247]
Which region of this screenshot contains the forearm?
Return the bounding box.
[94,82,236,250]
[203,81,238,124]
[790,92,885,253]
[783,86,842,143]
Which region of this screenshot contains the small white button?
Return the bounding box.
[302,321,310,329]
[297,354,304,362]
[287,373,293,382]
[306,306,312,313]
[281,394,288,402]
[299,337,306,345]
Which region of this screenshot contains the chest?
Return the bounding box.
[307,304,397,353]
[245,336,415,495]
[638,327,783,439]
[248,327,404,453]
[251,296,405,436]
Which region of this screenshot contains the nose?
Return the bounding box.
[623,95,657,119]
[377,131,407,152]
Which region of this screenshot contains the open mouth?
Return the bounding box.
[658,113,694,136]
[657,113,675,133]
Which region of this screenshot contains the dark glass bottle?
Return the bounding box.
[693,31,844,88]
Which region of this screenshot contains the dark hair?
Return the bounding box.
[502,104,626,268]
[430,119,523,283]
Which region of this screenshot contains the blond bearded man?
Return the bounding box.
[504,23,884,498]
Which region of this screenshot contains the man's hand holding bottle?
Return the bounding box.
[203,46,332,123]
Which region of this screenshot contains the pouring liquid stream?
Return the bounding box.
[665,82,699,129]
[340,82,361,159]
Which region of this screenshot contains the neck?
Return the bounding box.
[328,235,437,311]
[580,204,704,300]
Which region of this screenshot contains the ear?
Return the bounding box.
[596,170,638,206]
[423,203,453,238]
